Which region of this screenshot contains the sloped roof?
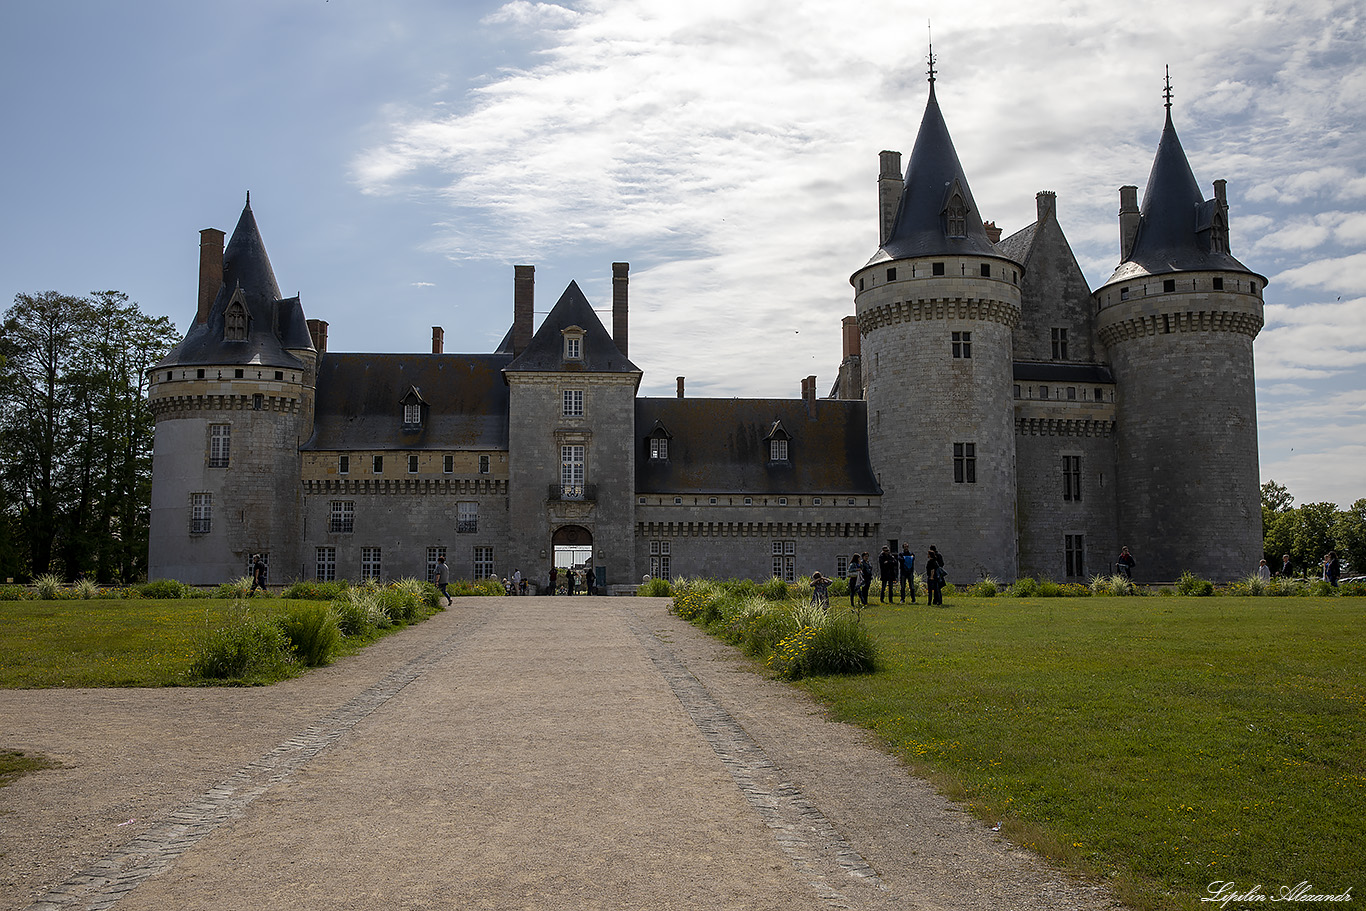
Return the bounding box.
[505,281,640,377]
[156,199,312,370]
[635,398,880,495]
[865,82,1013,267]
[304,353,511,451]
[1102,108,1258,286]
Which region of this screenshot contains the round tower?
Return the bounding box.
[1094,85,1263,582]
[147,198,317,585]
[854,64,1022,581]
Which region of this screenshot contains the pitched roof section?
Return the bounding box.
[1102,108,1258,285]
[156,198,313,370]
[504,281,640,376]
[635,398,880,496]
[304,353,512,451]
[867,82,1005,266]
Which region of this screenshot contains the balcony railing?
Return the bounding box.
[548,483,596,502]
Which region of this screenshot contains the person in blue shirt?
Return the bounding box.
[899,544,916,603]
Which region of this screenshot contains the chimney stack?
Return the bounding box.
[802,375,817,416]
[676,376,685,399]
[841,315,861,360]
[1118,185,1140,262]
[878,150,903,246]
[983,220,1002,244]
[197,228,225,325]
[432,327,444,354]
[612,262,629,357]
[513,265,535,356]
[306,319,328,355]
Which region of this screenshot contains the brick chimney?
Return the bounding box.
[513,265,534,356]
[803,374,817,417]
[676,376,685,399]
[432,327,444,354]
[841,315,861,359]
[612,262,629,357]
[197,228,225,325]
[983,220,1002,244]
[306,319,328,355]
[1118,185,1140,261]
[878,150,903,246]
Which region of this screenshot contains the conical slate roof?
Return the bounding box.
[1102,107,1258,286]
[867,81,1005,265]
[504,281,640,377]
[156,197,313,369]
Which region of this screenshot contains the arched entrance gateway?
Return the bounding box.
[552,525,595,593]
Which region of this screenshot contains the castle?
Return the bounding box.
[147,72,1264,589]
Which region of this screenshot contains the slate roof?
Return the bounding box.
[303,353,512,451]
[505,281,640,377]
[995,223,1036,266]
[865,82,1017,267]
[156,199,313,370]
[635,398,880,495]
[1102,108,1259,286]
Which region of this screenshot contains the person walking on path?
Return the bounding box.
[435,556,452,605]
[877,546,897,603]
[249,556,267,596]
[926,547,945,605]
[899,544,916,603]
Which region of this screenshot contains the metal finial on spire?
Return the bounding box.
[1163,65,1173,111]
[926,22,937,86]
[246,190,251,206]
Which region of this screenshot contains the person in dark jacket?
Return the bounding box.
[858,552,873,606]
[1278,554,1293,578]
[1323,551,1341,587]
[847,554,862,606]
[877,546,898,603]
[926,546,944,605]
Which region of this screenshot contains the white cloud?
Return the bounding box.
[481,2,580,29]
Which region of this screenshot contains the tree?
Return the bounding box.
[1332,499,1366,577]
[0,291,177,581]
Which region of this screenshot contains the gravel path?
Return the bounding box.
[0,597,1127,911]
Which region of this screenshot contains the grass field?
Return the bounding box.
[799,596,1364,911]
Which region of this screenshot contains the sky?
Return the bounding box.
[2,0,1363,508]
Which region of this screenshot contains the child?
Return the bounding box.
[811,571,831,608]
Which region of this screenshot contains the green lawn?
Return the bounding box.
[801,597,1365,910]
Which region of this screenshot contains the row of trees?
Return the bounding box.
[0,292,178,583]
[1261,481,1366,577]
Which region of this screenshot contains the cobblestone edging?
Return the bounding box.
[24,614,487,911]
[625,610,886,910]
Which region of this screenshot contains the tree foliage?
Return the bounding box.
[1260,480,1364,577]
[0,291,177,582]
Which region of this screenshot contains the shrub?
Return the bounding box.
[72,578,99,600]
[1059,582,1092,597]
[1308,580,1337,597]
[1339,580,1366,597]
[967,578,999,597]
[215,576,254,599]
[1090,574,1135,597]
[767,608,877,680]
[280,604,341,667]
[1176,571,1215,597]
[829,576,850,597]
[391,577,441,610]
[333,593,377,636]
[34,574,64,600]
[378,586,422,623]
[1035,580,1064,598]
[139,579,193,599]
[1009,577,1038,598]
[758,577,790,601]
[282,580,348,601]
[638,577,673,597]
[189,615,294,681]
[0,584,28,601]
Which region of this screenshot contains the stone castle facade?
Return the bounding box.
[147,75,1264,589]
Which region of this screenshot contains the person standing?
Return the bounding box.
[566,568,576,597]
[549,565,558,595]
[1256,559,1271,584]
[1116,546,1135,579]
[1323,551,1341,587]
[858,551,873,606]
[435,555,452,605]
[586,565,597,596]
[1279,553,1293,578]
[926,546,944,605]
[847,555,861,606]
[877,546,897,603]
[249,555,267,596]
[899,544,916,603]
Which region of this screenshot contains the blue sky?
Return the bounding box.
[2,0,1363,507]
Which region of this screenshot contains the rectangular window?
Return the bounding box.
[1065,534,1085,578]
[1212,277,1224,290]
[426,546,446,583]
[372,455,383,474]
[457,501,478,534]
[561,445,585,498]
[953,442,976,484]
[649,540,671,580]
[208,424,230,468]
[1062,456,1081,501]
[404,403,421,424]
[361,547,382,581]
[408,455,419,474]
[1051,327,1068,360]
[932,262,945,276]
[443,455,454,473]
[650,437,668,460]
[1067,386,1076,400]
[886,267,896,281]
[329,500,355,534]
[1163,278,1177,293]
[479,455,490,474]
[315,547,336,582]
[1040,385,1049,399]
[836,555,849,579]
[952,331,972,358]
[565,337,581,359]
[771,540,795,582]
[770,439,788,461]
[563,389,584,417]
[473,546,495,579]
[190,493,212,534]
[339,455,349,474]
[980,263,991,277]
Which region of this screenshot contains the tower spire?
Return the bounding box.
[1163,65,1173,112]
[926,23,936,90]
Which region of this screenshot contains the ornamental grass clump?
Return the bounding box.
[280,603,341,667]
[758,577,790,601]
[967,577,1000,597]
[215,576,254,599]
[282,580,347,601]
[34,574,64,600]
[1175,571,1215,597]
[189,614,294,681]
[1091,574,1136,597]
[638,577,673,597]
[766,607,877,680]
[72,578,99,600]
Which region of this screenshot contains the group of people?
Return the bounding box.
[836,544,947,607]
[548,565,595,596]
[1258,552,1343,586]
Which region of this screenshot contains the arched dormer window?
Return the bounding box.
[400,385,426,428]
[942,180,969,239]
[224,297,248,341]
[645,420,672,461]
[764,420,791,463]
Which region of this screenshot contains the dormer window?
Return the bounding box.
[399,386,426,428]
[764,420,791,463]
[404,403,421,424]
[645,420,673,462]
[942,180,969,238]
[224,299,248,341]
[562,326,585,361]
